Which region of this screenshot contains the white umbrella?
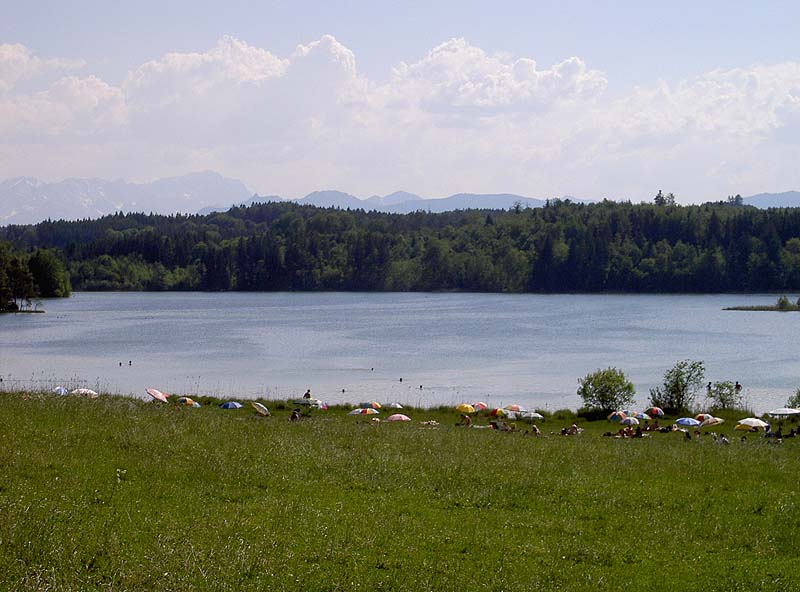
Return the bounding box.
[738,417,769,428]
[71,388,98,398]
[768,408,800,418]
[620,416,640,425]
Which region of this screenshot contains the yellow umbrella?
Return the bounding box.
[456,403,476,414]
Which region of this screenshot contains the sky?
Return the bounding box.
[2,0,800,202]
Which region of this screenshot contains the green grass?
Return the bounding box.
[1,392,799,591]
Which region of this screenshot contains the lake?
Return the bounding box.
[2,292,799,413]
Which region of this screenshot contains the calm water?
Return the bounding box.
[2,292,799,413]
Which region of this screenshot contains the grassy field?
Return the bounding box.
[2,392,799,591]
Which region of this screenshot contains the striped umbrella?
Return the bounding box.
[646,407,664,417]
[504,404,528,413]
[620,416,640,425]
[700,417,724,427]
[472,402,488,411]
[607,411,627,422]
[349,408,379,415]
[675,417,701,427]
[359,401,382,409]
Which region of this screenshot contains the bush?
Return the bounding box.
[649,360,705,415]
[577,367,635,413]
[777,295,791,310]
[550,409,575,421]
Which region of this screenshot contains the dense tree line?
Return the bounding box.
[3,199,800,293]
[0,242,71,311]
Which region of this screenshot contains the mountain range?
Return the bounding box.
[2,171,800,226]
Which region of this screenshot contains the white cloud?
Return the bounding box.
[0,75,126,139]
[387,38,607,115]
[0,43,84,94]
[2,38,800,200]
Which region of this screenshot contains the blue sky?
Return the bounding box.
[2,0,800,201]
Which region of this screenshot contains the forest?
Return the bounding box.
[2,198,800,296]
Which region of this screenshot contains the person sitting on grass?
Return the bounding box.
[458,414,472,427]
[528,424,541,436]
[290,408,301,422]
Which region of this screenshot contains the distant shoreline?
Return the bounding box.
[724,306,800,311]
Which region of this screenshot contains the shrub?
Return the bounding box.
[577,367,635,413]
[777,295,791,310]
[649,360,705,415]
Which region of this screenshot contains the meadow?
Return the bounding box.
[1,392,799,591]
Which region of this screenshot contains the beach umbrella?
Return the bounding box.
[620,416,640,425]
[349,408,379,415]
[359,401,381,409]
[456,403,476,414]
[220,401,243,409]
[252,402,270,416]
[735,423,757,431]
[472,401,488,411]
[737,417,768,429]
[490,408,508,417]
[768,408,800,417]
[635,412,651,420]
[192,402,201,408]
[607,411,627,422]
[695,413,713,422]
[176,396,196,406]
[386,413,411,422]
[700,417,725,428]
[675,417,701,427]
[387,402,404,409]
[53,386,67,396]
[519,411,544,421]
[71,388,98,398]
[646,407,664,417]
[504,404,528,413]
[145,388,168,403]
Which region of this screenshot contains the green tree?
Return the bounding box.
[577,367,635,413]
[654,190,676,206]
[28,249,71,297]
[707,381,742,410]
[786,389,800,409]
[649,360,705,414]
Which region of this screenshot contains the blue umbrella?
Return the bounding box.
[53,386,67,396]
[675,417,701,427]
[220,401,243,409]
